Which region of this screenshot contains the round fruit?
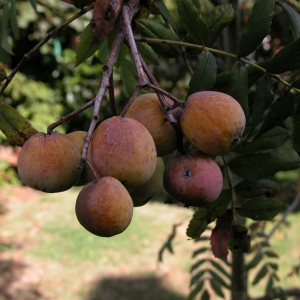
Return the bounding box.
[87,116,157,187]
[180,91,246,156]
[129,157,165,207]
[124,93,178,156]
[17,132,82,193]
[163,152,223,207]
[75,176,134,237]
[66,131,94,185]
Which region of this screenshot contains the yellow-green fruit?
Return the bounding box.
[125,93,178,156]
[66,131,94,185]
[129,157,165,207]
[180,91,246,156]
[88,116,157,187]
[75,176,134,237]
[17,132,82,193]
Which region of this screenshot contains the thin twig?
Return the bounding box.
[119,85,142,117]
[108,73,118,116]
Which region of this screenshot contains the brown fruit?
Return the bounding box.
[180,91,246,156]
[66,131,94,185]
[129,157,165,207]
[17,132,82,193]
[75,176,133,237]
[163,152,223,207]
[88,116,157,187]
[125,93,178,156]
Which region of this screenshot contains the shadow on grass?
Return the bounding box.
[86,275,185,300]
[0,254,43,300]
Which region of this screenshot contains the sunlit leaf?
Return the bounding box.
[237,0,274,57]
[0,101,38,146]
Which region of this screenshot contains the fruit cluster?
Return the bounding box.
[17,91,245,237]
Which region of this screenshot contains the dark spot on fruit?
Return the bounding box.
[184,169,192,178]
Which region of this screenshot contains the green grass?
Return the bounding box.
[1,186,300,300]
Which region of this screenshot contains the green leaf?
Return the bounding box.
[234,179,280,198]
[255,92,295,138]
[115,44,128,69]
[229,225,250,253]
[228,150,300,181]
[186,189,231,239]
[137,42,159,65]
[0,101,38,146]
[233,127,289,153]
[135,19,181,58]
[250,75,274,133]
[252,264,269,285]
[237,0,274,57]
[188,52,217,95]
[293,100,300,153]
[97,40,109,64]
[0,62,7,82]
[204,4,234,46]
[229,61,249,116]
[267,38,300,73]
[210,280,225,298]
[28,0,37,13]
[282,2,300,40]
[154,0,176,28]
[75,23,102,67]
[10,0,19,40]
[120,58,137,98]
[177,0,210,45]
[236,196,284,221]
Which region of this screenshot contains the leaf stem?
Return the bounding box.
[134,36,300,94]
